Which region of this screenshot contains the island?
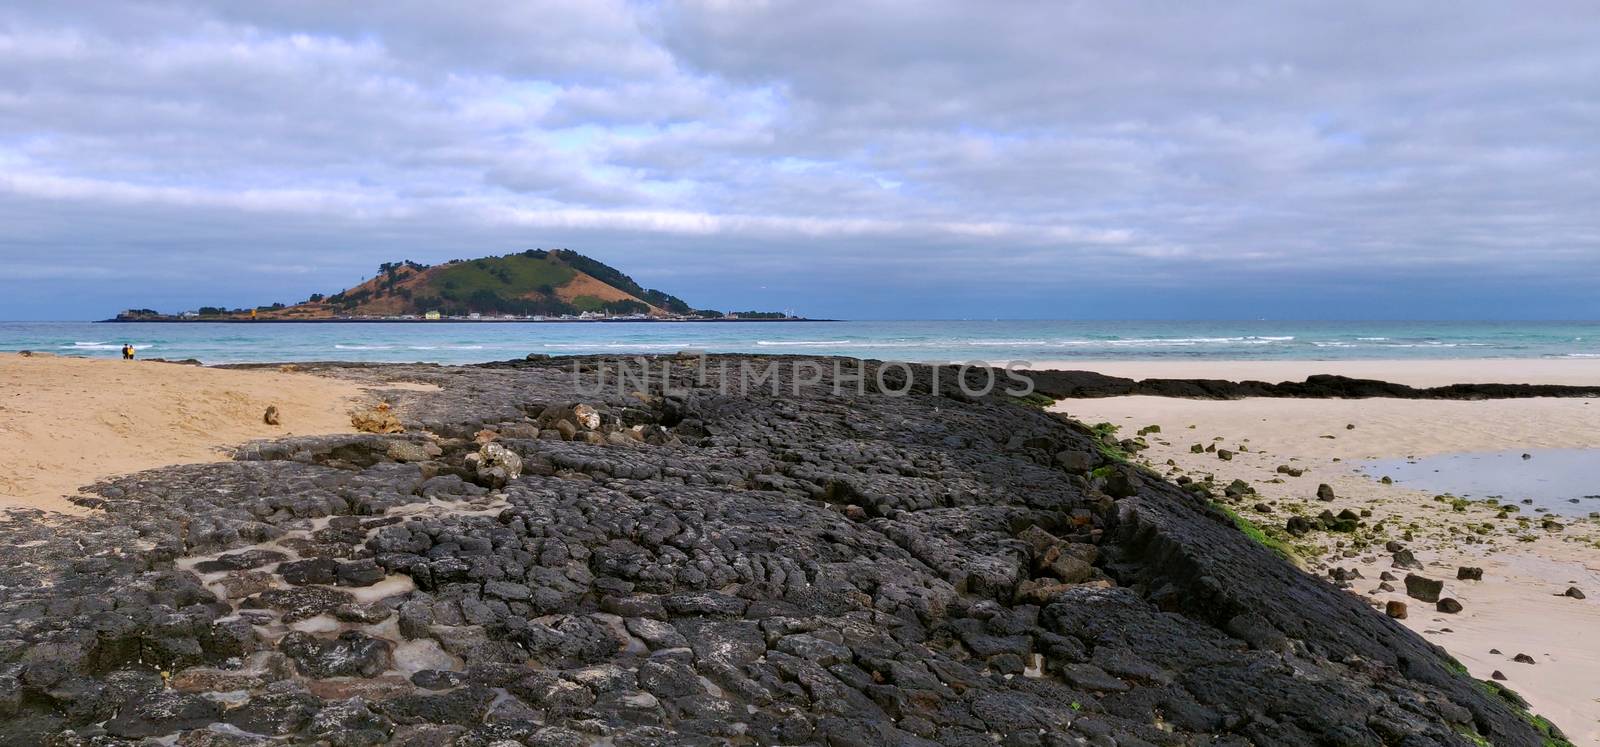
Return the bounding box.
[105,249,820,322]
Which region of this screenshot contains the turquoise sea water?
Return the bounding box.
[1,320,1598,365]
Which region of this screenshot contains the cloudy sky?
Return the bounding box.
[2,1,1597,320]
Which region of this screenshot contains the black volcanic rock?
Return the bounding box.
[1026,369,1600,401]
[0,355,1558,746]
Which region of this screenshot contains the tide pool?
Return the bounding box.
[1360,448,1600,517]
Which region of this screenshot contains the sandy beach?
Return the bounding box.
[0,353,380,514]
[1054,360,1600,744]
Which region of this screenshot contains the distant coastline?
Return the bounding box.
[98,316,833,324]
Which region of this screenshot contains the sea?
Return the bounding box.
[2,320,1598,365]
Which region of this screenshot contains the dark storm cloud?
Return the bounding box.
[0,1,1596,319]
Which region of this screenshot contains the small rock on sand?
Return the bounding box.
[1562,586,1586,600]
[1385,601,1407,619]
[263,405,280,425]
[1316,483,1335,502]
[1392,550,1423,570]
[1456,567,1483,581]
[1436,598,1463,614]
[1403,573,1443,603]
[1513,653,1536,664]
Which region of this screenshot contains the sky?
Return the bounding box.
[1,1,1597,321]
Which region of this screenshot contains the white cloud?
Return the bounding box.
[0,0,1597,319]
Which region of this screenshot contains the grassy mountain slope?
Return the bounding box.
[254,250,693,319]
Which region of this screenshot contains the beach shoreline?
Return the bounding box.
[1024,357,1600,387]
[1053,359,1600,744]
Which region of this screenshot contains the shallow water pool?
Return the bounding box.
[1359,448,1600,516]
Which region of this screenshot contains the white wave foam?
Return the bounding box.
[546,342,707,350]
[63,342,155,350]
[755,340,852,346]
[1096,336,1296,346]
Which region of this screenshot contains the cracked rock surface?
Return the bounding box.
[0,356,1552,745]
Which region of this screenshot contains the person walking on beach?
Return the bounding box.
[121,344,135,360]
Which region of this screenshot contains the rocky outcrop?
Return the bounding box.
[0,356,1557,746]
[1027,369,1600,400]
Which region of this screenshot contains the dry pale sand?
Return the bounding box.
[1028,357,1600,387]
[1054,360,1600,744]
[0,353,382,514]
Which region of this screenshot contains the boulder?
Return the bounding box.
[1403,574,1443,604]
[351,403,404,434]
[1102,466,1143,498]
[1054,450,1095,474]
[280,631,393,678]
[193,549,287,573]
[464,441,522,488]
[278,557,338,586]
[386,440,441,463]
[571,404,601,430]
[104,691,221,738]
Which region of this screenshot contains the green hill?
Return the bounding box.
[117,249,795,321]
